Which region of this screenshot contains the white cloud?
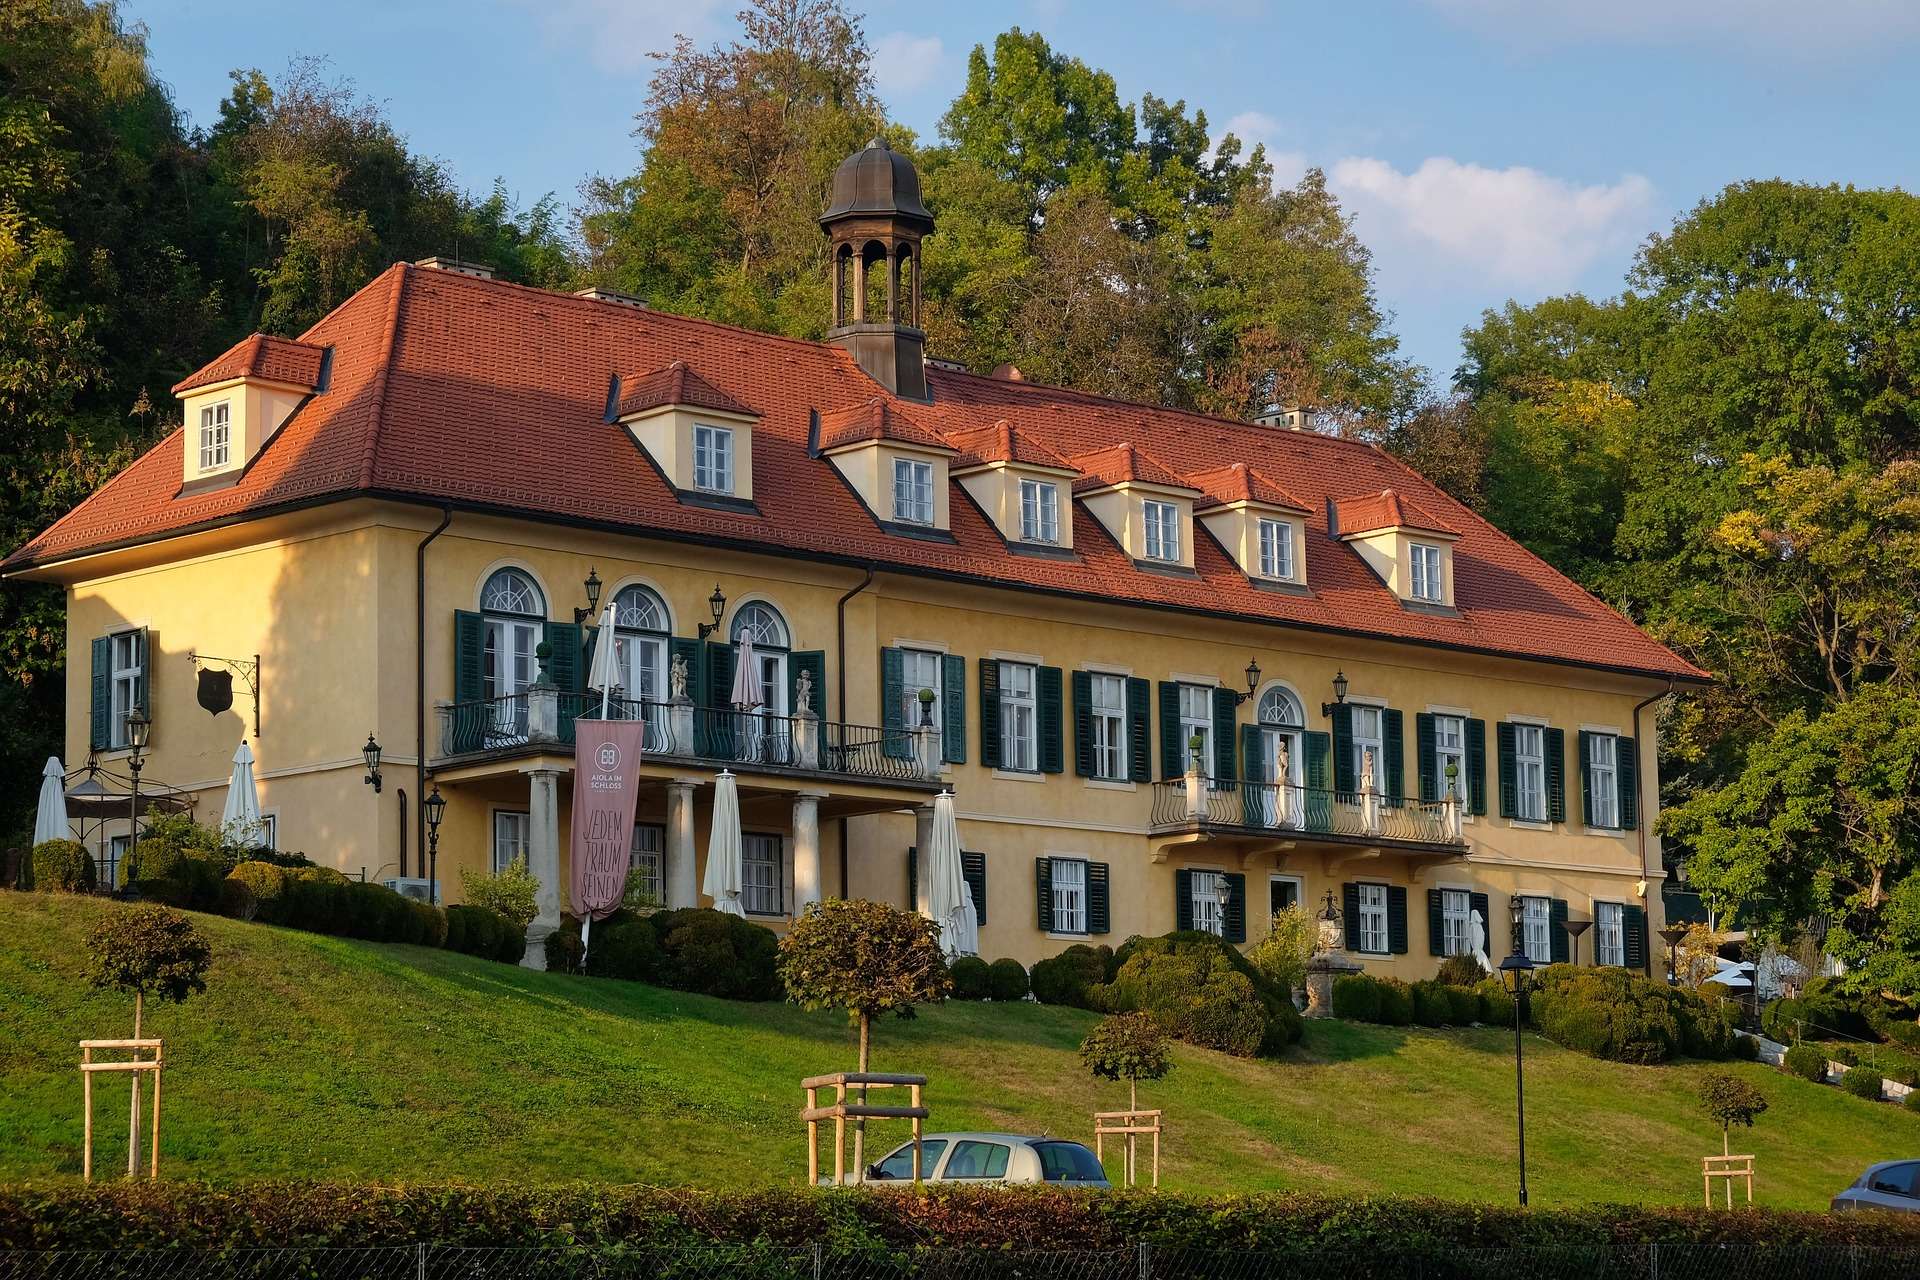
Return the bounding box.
[872,33,946,99]
[1417,0,1920,53]
[506,0,729,74]
[1326,155,1657,290]
[1220,111,1308,185]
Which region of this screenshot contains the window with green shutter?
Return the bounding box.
[1550,898,1570,964]
[89,635,113,752]
[1126,677,1151,783]
[1157,681,1183,780]
[1382,708,1404,805]
[1071,670,1095,778]
[963,851,987,925]
[942,654,967,764]
[1211,687,1237,786]
[1544,726,1567,824]
[1034,856,1052,931]
[1330,703,1355,793]
[881,648,909,759]
[1303,730,1332,832]
[789,650,826,719]
[978,658,1001,769]
[544,621,584,745]
[1223,872,1247,943]
[1623,904,1648,970]
[1416,712,1438,803]
[1617,735,1638,830]
[1037,665,1064,774]
[1387,886,1409,954]
[1087,861,1110,934]
[450,612,487,753]
[1496,721,1518,818]
[1175,868,1194,932]
[1466,718,1488,815]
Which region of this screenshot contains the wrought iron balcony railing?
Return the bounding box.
[1150,777,1465,847]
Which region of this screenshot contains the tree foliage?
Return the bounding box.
[779,898,950,1031]
[1078,1011,1173,1085]
[86,904,211,1006]
[1696,1072,1768,1150]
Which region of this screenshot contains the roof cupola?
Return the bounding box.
[820,138,934,401]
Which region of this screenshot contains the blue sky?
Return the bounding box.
[137,0,1919,387]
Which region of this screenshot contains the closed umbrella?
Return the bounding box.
[33,757,68,846]
[220,740,263,845]
[926,791,977,958]
[585,601,620,718]
[729,635,762,760]
[702,770,746,916]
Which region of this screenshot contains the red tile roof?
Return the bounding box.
[1068,442,1197,494]
[1189,463,1309,514]
[816,397,950,452]
[1336,488,1460,538]
[615,360,756,419]
[945,419,1076,472]
[7,263,1704,682]
[171,333,328,394]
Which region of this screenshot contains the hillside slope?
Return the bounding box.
[1,895,1909,1207]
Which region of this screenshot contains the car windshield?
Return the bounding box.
[871,1139,946,1180]
[942,1140,1011,1179]
[1034,1141,1106,1182]
[1871,1162,1919,1197]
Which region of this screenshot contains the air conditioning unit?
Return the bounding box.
[383,877,438,903]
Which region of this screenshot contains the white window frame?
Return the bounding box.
[1357,882,1389,955]
[1020,478,1059,544]
[999,661,1038,773]
[492,810,530,875]
[1522,895,1552,964]
[1351,703,1384,795]
[741,832,783,915]
[1050,857,1088,935]
[198,400,231,471]
[1588,733,1620,829]
[1178,683,1213,775]
[108,630,144,750]
[257,813,278,852]
[892,457,935,525]
[1410,542,1443,602]
[692,423,734,494]
[1441,887,1472,957]
[1596,901,1626,967]
[1088,673,1127,781]
[1514,723,1547,823]
[900,648,943,737]
[1191,869,1227,938]
[1143,499,1181,562]
[630,822,665,907]
[1434,713,1467,805]
[1257,517,1295,580]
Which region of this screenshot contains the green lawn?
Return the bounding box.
[0,893,1911,1207]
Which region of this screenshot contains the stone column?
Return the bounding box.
[792,790,828,915]
[666,776,700,909]
[912,803,935,915]
[522,766,563,969]
[528,679,558,744]
[668,696,695,756]
[1184,762,1207,820]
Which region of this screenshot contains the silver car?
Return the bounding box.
[851,1132,1111,1187]
[1832,1160,1920,1213]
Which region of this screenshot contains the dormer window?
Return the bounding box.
[199,402,232,471]
[693,424,735,494]
[1410,542,1443,602]
[1332,487,1460,608]
[1258,517,1295,581]
[893,457,934,524]
[1143,500,1181,562]
[1020,478,1059,544]
[1190,462,1309,587]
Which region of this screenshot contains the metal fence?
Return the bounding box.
[1149,779,1463,848]
[6,1244,1920,1280]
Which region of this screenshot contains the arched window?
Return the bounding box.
[612,584,668,633]
[1258,686,1304,726]
[482,568,544,618]
[609,583,671,710]
[730,601,789,650]
[479,568,545,741]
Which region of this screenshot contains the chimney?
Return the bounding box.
[412,256,495,279]
[1254,404,1314,431]
[573,286,648,309]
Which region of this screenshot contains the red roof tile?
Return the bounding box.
[1189,463,1309,514]
[817,397,950,452]
[945,419,1076,472]
[171,333,327,394]
[1068,442,1196,494]
[1336,488,1460,537]
[7,263,1705,682]
[616,360,756,419]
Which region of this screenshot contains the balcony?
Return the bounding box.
[435,691,937,788]
[1150,778,1465,852]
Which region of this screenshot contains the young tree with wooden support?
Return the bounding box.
[1080,1012,1173,1188]
[1697,1071,1768,1207]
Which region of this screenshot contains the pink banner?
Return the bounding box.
[568,719,648,921]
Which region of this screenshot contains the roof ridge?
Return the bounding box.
[358,264,411,490]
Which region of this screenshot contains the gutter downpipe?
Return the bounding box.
[414,504,454,885]
[1632,677,1677,976]
[835,564,877,898]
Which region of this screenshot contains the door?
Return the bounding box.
[1270,875,1302,919]
[616,631,667,744]
[1259,726,1304,827]
[484,617,540,742]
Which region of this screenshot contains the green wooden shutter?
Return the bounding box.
[1034,857,1052,931]
[703,641,736,757]
[1175,869,1193,932]
[1241,724,1266,825]
[942,655,967,764]
[451,612,487,754]
[881,648,908,759]
[906,846,918,912]
[1126,677,1151,783]
[1466,718,1488,815]
[668,637,702,695]
[977,659,1001,769]
[1038,665,1064,774]
[544,621,584,744]
[962,851,986,925]
[1071,669,1095,777]
[1342,882,1360,950]
[1158,681,1182,779]
[1618,736,1639,831]
[1416,712,1438,803]
[1388,886,1409,954]
[1427,888,1446,956]
[1383,708,1405,806]
[1331,703,1355,793]
[1211,687,1237,786]
[1087,861,1110,935]
[1578,730,1595,828]
[790,650,826,719]
[1304,730,1332,832]
[1623,904,1648,970]
[133,629,150,722]
[1550,898,1570,964]
[1545,727,1567,824]
[1496,722,1518,818]
[1224,872,1247,943]
[89,635,113,751]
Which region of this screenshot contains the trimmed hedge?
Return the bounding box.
[124,840,222,910]
[226,862,289,922]
[1527,965,1737,1065]
[1331,973,1380,1022]
[445,904,525,963]
[1444,985,1481,1026]
[1409,979,1451,1027]
[546,908,781,999]
[1906,1090,1920,1114]
[1091,932,1300,1057]
[1030,943,1111,1008]
[29,839,94,893]
[949,955,991,1000]
[1840,1068,1884,1101]
[6,1184,1920,1253]
[1475,979,1515,1028]
[987,957,1030,1002]
[1782,1043,1828,1082]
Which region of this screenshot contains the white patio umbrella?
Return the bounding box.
[33,757,68,846]
[730,634,762,708]
[702,769,746,916]
[585,601,620,718]
[220,739,263,844]
[925,790,977,958]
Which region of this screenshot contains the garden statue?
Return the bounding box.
[795,667,814,715]
[1305,889,1361,1018]
[669,652,689,700]
[1470,908,1493,973]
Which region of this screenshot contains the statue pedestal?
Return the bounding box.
[1304,951,1364,1019]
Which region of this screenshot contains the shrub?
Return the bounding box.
[1764,982,1872,1043]
[225,862,290,923]
[1884,1063,1919,1088]
[1410,979,1452,1027]
[217,876,256,921]
[1331,973,1381,1022]
[1727,1033,1760,1061]
[1527,964,1734,1065]
[461,856,539,930]
[1094,932,1299,1055]
[30,839,94,893]
[546,917,585,973]
[1906,1090,1920,1114]
[1029,944,1109,1008]
[85,905,212,1021]
[444,904,513,960]
[949,955,991,1000]
[659,908,782,1000]
[1376,978,1414,1027]
[585,916,662,981]
[1444,985,1481,1026]
[1841,1068,1885,1101]
[282,867,350,934]
[987,958,1029,1002]
[341,881,408,941]
[1436,953,1487,987]
[404,899,448,948]
[1783,1042,1828,1082]
[1247,907,1314,993]
[123,839,221,910]
[1476,978,1515,1027]
[1829,1045,1858,1067]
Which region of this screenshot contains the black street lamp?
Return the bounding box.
[1320,670,1350,717]
[423,784,447,904]
[125,708,151,854]
[362,733,383,794]
[1500,895,1536,1208]
[1658,924,1689,985]
[1562,918,1592,968]
[697,584,728,640]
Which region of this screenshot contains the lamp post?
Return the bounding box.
[423,784,447,904]
[1320,670,1350,718]
[125,709,151,856]
[1562,918,1592,968]
[697,584,728,640]
[1658,924,1689,986]
[361,733,383,794]
[1499,895,1536,1208]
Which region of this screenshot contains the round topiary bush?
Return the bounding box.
[30,839,95,893]
[586,916,662,981]
[1436,953,1487,987]
[1091,938,1272,1057]
[1841,1068,1885,1101]
[124,839,222,910]
[404,898,448,948]
[224,862,288,922]
[1376,978,1415,1026]
[1527,965,1733,1065]
[1444,985,1481,1026]
[1782,1042,1829,1082]
[341,880,408,941]
[653,908,781,1000]
[1029,943,1111,1008]
[1410,979,1452,1027]
[948,955,991,1000]
[987,957,1030,1002]
[1331,973,1381,1022]
[444,904,509,959]
[1475,978,1515,1027]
